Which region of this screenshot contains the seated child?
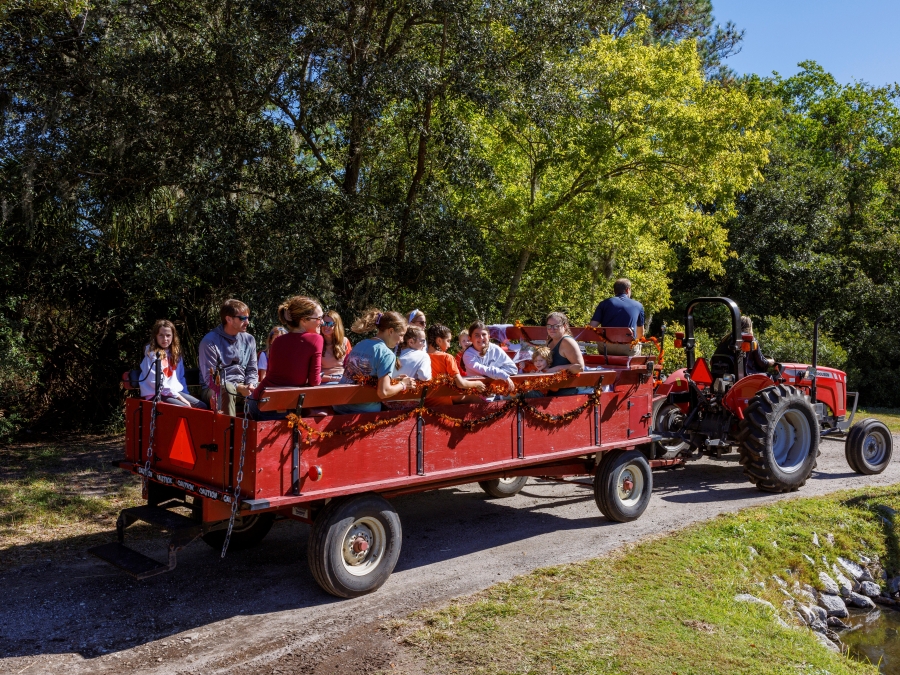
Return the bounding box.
[257,325,287,381]
[396,325,432,382]
[140,320,208,408]
[531,346,552,373]
[426,324,486,406]
[333,309,412,415]
[455,328,471,375]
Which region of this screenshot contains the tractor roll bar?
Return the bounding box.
[684,297,743,377]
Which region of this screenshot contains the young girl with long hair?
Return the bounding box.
[461,321,518,394]
[320,310,353,383]
[258,325,287,381]
[333,309,412,415]
[395,325,432,381]
[139,320,207,408]
[426,324,486,406]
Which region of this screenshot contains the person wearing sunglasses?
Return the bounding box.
[320,310,352,384]
[248,295,324,420]
[198,298,260,415]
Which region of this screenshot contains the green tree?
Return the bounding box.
[462,20,770,323]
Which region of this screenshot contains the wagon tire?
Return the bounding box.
[307,493,402,599]
[201,513,275,551]
[846,418,893,475]
[593,449,653,523]
[737,385,820,493]
[478,476,529,498]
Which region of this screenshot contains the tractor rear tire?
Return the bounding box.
[845,418,893,475]
[594,450,653,522]
[651,399,689,459]
[307,493,402,598]
[738,385,820,493]
[201,513,275,551]
[479,476,529,498]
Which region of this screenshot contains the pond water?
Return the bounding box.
[844,609,900,673]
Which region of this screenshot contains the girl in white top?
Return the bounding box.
[139,320,207,408]
[396,325,432,381]
[257,325,287,380]
[462,321,518,394]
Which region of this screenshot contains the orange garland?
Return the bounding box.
[286,387,606,446]
[351,370,577,397]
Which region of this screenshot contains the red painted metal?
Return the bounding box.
[122,371,658,519]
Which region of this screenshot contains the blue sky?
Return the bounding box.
[712,0,899,86]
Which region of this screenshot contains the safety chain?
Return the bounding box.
[142,394,160,496]
[221,396,250,559]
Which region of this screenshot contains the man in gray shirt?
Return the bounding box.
[198,299,259,415]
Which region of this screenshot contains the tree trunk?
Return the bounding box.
[501,248,531,322]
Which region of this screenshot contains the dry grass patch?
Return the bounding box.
[0,435,143,565]
[859,408,900,433]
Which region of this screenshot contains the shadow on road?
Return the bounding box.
[0,447,884,662]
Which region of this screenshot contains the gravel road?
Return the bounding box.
[2,434,898,675]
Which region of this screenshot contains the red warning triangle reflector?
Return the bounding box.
[168,417,197,469]
[690,357,714,386]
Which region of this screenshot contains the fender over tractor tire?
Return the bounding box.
[201,513,275,551]
[478,476,529,498]
[738,385,820,493]
[845,418,893,475]
[594,449,653,523]
[307,493,402,598]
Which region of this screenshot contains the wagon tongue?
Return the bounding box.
[88,505,202,580]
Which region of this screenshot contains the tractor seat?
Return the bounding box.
[710,354,736,380]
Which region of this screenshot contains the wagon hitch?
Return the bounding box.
[88,505,203,579]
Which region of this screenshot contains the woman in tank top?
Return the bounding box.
[321,310,353,383]
[544,311,585,396]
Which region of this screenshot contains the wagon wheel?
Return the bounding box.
[201,513,275,551]
[307,493,402,598]
[737,385,820,493]
[593,450,653,523]
[478,476,529,498]
[846,418,893,475]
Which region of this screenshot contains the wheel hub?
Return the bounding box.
[617,466,643,505]
[771,409,812,473]
[344,526,373,566]
[863,433,887,463]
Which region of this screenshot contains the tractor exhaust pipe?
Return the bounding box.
[811,314,824,403]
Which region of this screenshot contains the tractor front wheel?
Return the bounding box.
[846,418,893,475]
[738,385,820,493]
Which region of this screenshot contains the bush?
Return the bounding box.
[758,316,847,371]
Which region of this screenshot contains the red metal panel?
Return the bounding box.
[599,391,630,445]
[422,402,516,473]
[150,404,222,490]
[522,395,593,458]
[628,394,651,438]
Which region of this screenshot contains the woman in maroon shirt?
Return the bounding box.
[248,296,324,420]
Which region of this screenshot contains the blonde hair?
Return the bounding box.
[266,325,287,351]
[350,308,407,335]
[325,310,349,360]
[403,325,426,349]
[148,319,182,368]
[278,296,320,329]
[532,346,551,364]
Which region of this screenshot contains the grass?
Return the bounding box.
[859,408,900,433]
[403,486,900,675]
[0,435,143,564]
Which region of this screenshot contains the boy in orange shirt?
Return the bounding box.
[427,324,485,406]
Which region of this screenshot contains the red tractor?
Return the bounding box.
[652,297,893,492]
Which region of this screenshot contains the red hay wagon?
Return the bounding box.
[90,326,676,597]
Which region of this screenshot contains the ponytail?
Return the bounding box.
[351,308,407,335]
